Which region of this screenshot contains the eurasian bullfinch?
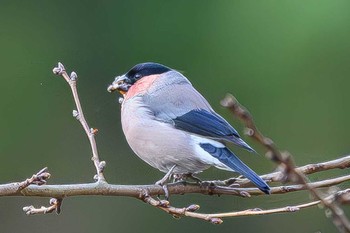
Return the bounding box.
[108,62,270,194]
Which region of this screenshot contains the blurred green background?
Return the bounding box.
[1,0,350,232]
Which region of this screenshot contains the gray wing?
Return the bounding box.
[143,71,253,151]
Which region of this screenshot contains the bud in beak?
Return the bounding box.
[107,75,131,94]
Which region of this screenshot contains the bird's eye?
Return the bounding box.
[134,74,141,79]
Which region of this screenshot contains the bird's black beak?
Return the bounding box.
[107,75,132,95]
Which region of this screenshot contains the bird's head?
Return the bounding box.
[107,62,171,95]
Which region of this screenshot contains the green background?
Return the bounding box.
[1,1,350,232]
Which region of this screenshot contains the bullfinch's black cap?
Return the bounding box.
[125,62,172,84]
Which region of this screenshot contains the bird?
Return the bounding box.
[107,62,270,195]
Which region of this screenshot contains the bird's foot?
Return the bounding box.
[155,184,169,200]
[155,165,176,200]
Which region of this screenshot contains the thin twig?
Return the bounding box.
[221,93,350,232]
[17,167,51,190]
[142,189,350,224]
[220,155,350,188]
[23,198,62,215]
[52,63,106,182]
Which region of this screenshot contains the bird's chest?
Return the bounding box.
[120,97,154,139]
[120,97,172,168]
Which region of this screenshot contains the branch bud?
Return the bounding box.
[70,71,78,81]
[239,191,251,197]
[72,110,79,119]
[52,62,65,75]
[98,161,106,172]
[49,198,57,205]
[90,128,99,135]
[220,94,236,108]
[285,206,299,212]
[244,127,254,136]
[210,217,223,224]
[32,167,51,185]
[158,200,170,207]
[23,205,34,213]
[186,204,200,212]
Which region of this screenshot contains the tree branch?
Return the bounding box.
[0,164,349,198]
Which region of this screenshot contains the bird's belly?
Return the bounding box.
[121,108,210,174]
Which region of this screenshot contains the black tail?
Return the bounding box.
[200,143,270,194]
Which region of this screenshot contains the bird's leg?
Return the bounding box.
[155,165,176,186]
[155,165,176,200]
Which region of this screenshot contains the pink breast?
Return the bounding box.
[125,74,160,100]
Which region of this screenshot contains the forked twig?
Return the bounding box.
[221,93,350,232]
